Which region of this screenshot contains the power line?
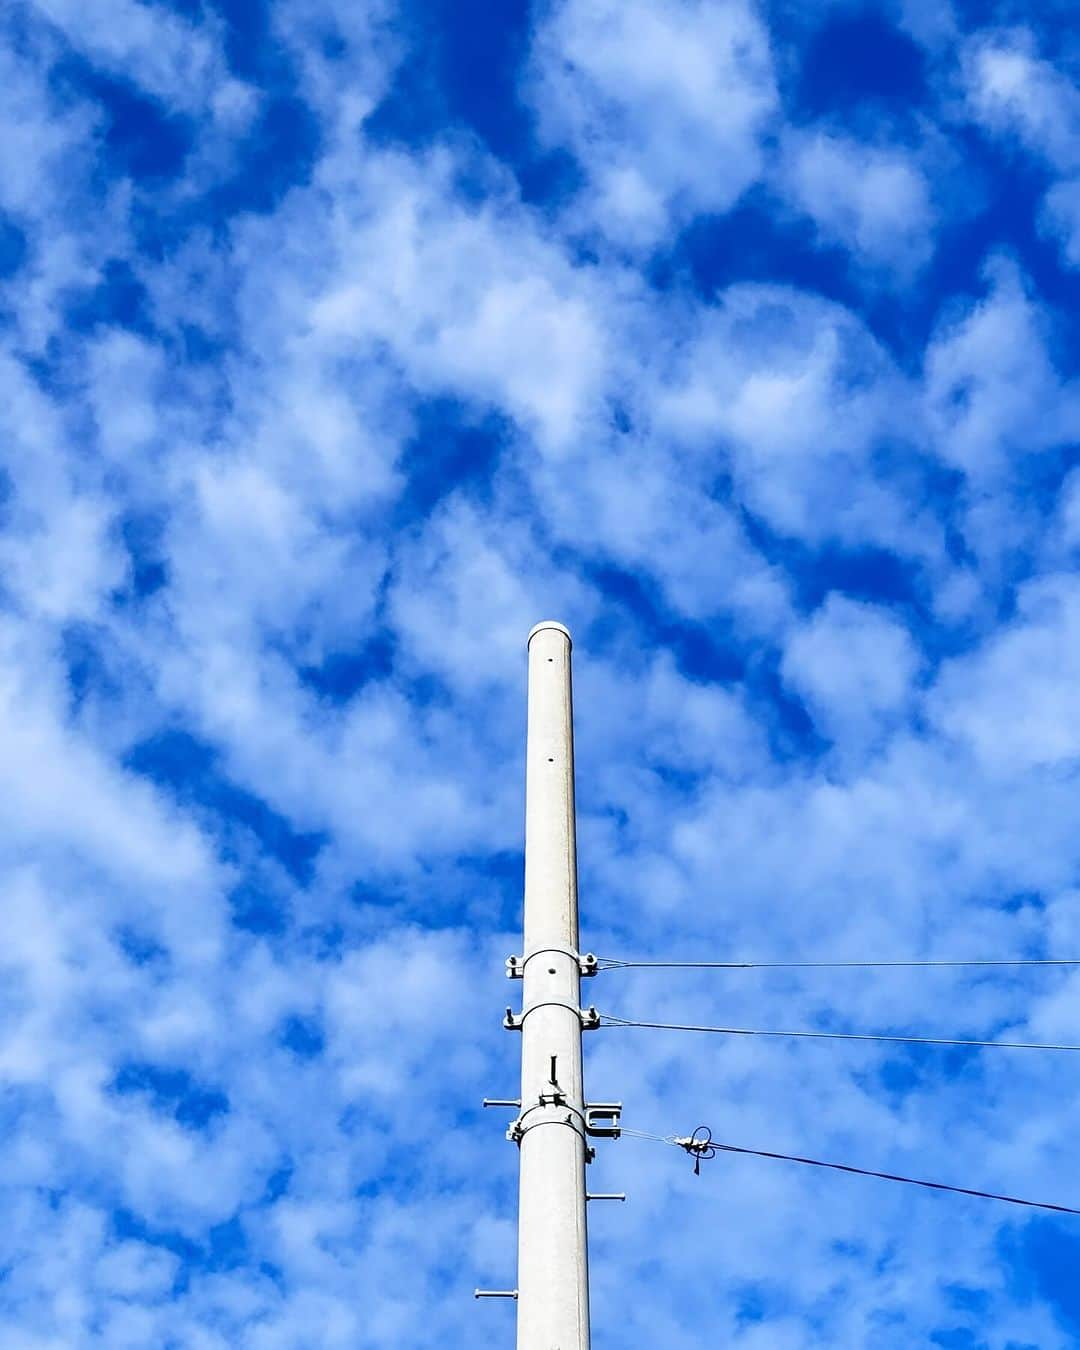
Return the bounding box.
[621,1126,1080,1216]
[600,1012,1080,1052]
[596,956,1080,971]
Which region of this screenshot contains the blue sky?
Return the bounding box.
[3,0,1080,1344]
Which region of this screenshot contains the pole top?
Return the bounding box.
[527,621,572,649]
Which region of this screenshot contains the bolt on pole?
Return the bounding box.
[515,621,591,1350]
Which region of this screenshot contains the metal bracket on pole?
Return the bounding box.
[584,1102,622,1138]
[506,951,599,979]
[475,1289,518,1300]
[506,1112,596,1164]
[482,1098,521,1109]
[504,1004,601,1031]
[586,1193,626,1202]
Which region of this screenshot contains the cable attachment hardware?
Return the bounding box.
[673,1125,717,1176]
[503,1003,602,1031]
[584,1102,622,1139]
[506,1111,580,1145]
[506,951,600,979]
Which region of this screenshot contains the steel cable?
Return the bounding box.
[596,957,1080,971]
[600,1012,1080,1052]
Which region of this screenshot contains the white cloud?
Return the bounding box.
[272,0,401,124]
[930,573,1080,774]
[529,436,794,635]
[653,283,941,560]
[923,257,1080,479]
[526,0,777,247]
[281,147,616,456]
[31,0,247,118]
[962,28,1080,274]
[1041,175,1080,267]
[779,131,936,272]
[781,594,921,753]
[963,28,1080,173]
[0,353,127,623]
[0,34,98,220]
[388,494,597,692]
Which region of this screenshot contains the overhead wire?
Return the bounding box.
[622,1126,1080,1216]
[596,956,1080,971]
[599,960,1080,1210]
[599,1012,1080,1052]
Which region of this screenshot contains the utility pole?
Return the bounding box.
[514,620,591,1349]
[480,623,620,1345]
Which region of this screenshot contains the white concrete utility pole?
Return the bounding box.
[510,621,596,1350]
[479,623,621,1342]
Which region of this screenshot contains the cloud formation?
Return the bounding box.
[2,0,1080,1345]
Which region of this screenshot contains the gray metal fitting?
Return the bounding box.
[503,1003,602,1031]
[584,1103,622,1138]
[506,950,600,979]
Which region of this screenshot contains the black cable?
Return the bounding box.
[600,1012,1080,1052]
[691,1134,1080,1216]
[623,1126,1080,1215]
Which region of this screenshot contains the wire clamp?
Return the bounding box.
[507,1108,579,1144]
[504,1003,601,1031]
[673,1125,717,1176]
[506,951,599,979]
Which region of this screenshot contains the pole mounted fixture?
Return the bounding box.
[478,624,622,1349]
[506,950,600,979]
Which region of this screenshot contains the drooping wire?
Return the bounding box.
[595,957,1080,971]
[600,1012,1080,1052]
[622,1125,1080,1216]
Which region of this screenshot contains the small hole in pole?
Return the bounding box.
[547,757,554,762]
[548,967,556,975]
